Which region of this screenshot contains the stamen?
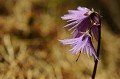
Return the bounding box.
[76,52,81,62]
[93,23,100,26]
[91,8,95,12]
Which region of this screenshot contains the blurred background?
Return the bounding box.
[0,0,120,79]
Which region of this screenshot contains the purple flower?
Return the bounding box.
[61,6,100,40]
[60,6,101,78]
[59,31,98,60]
[59,6,101,60]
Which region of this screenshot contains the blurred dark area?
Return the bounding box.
[0,0,120,79]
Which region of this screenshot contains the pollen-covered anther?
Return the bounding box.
[84,8,95,16]
[84,11,93,16]
[93,22,100,26]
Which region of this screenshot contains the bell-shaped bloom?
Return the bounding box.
[59,31,98,60]
[61,6,100,40]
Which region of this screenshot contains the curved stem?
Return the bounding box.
[92,24,101,79]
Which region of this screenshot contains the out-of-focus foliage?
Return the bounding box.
[0,0,120,79]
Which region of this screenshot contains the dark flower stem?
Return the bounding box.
[92,22,101,79]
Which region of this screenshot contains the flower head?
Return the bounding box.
[60,6,101,78]
[61,6,101,40]
[59,6,101,60]
[59,31,98,60]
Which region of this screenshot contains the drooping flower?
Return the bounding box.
[61,6,101,40]
[59,31,98,60]
[60,6,101,78]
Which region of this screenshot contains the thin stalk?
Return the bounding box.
[92,24,101,79]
